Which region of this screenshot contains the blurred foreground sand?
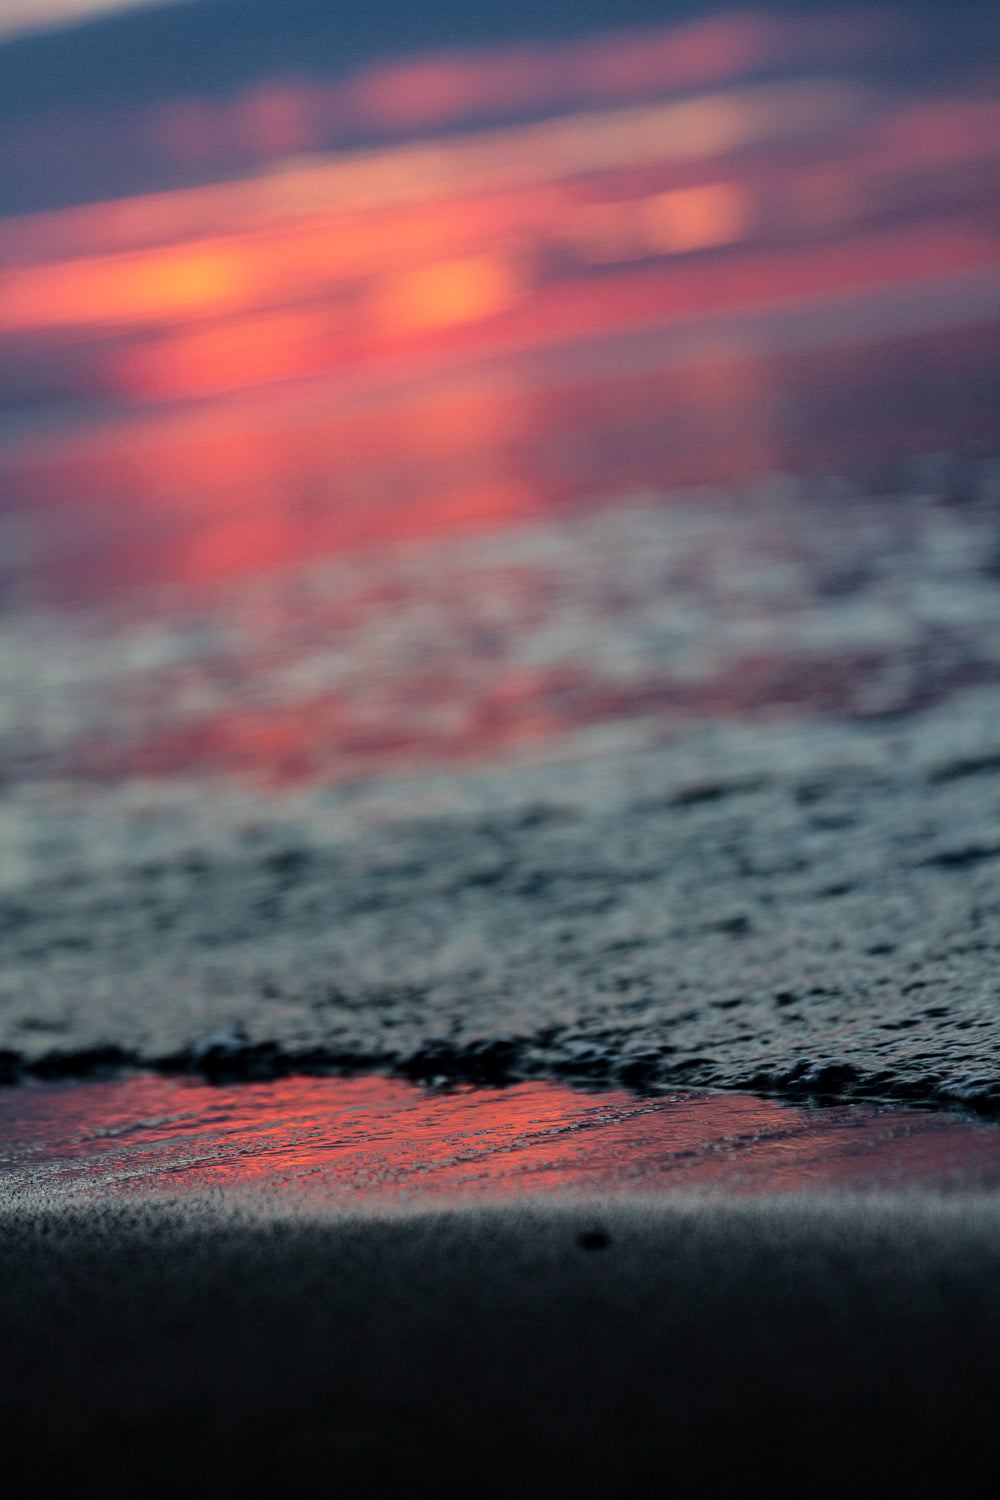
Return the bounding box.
[2,1192,999,1497]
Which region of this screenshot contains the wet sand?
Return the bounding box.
[6,1073,1000,1206]
[4,1073,999,1496]
[3,1192,999,1498]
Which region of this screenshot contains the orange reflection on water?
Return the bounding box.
[4,1074,1000,1206]
[373,251,521,336]
[0,9,998,789]
[119,309,339,399]
[641,181,751,255]
[0,15,995,420]
[3,303,998,634]
[0,241,265,331]
[0,93,825,338]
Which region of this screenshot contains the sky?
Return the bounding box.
[0,0,688,44]
[0,0,186,40]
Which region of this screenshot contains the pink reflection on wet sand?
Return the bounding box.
[3,1074,1000,1206]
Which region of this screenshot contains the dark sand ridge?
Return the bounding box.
[3,680,1000,1111]
[2,1191,999,1496]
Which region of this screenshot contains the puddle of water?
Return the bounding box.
[3,1073,999,1207]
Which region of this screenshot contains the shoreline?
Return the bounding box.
[4,1071,1000,1217]
[4,685,1000,1114]
[4,1053,1000,1117]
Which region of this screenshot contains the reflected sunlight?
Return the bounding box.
[7,1074,1000,1206]
[0,3,998,789]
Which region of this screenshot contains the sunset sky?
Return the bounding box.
[0,0,678,43]
[0,0,185,40]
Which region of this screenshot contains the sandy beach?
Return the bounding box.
[2,3,1000,1492]
[4,1069,1000,1496]
[2,1192,999,1497]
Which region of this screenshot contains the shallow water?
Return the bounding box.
[4,1073,1000,1207]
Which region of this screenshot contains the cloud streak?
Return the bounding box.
[0,0,186,43]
